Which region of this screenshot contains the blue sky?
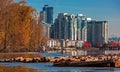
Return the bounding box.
[16,0,120,37]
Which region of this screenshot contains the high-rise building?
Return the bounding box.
[87,21,108,46]
[40,5,53,24]
[76,14,87,41]
[51,12,108,47]
[53,13,88,41]
[54,13,77,40]
[42,24,50,39]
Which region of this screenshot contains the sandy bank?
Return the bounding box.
[0,65,38,72]
[0,52,41,59]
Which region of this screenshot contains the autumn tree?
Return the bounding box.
[7,1,34,51]
[0,0,14,51]
[29,13,43,51]
[0,0,45,52]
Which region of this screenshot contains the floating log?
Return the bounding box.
[53,60,120,67]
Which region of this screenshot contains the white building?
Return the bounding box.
[47,39,60,48]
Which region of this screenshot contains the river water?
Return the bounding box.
[0,52,120,72]
[0,62,120,72]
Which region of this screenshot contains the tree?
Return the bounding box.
[0,0,46,52]
[0,0,14,51]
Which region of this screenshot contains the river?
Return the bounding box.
[0,62,120,72]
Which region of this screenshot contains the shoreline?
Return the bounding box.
[0,52,120,68]
[0,65,38,72]
[0,52,41,59]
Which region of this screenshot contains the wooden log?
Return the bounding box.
[53,60,119,67]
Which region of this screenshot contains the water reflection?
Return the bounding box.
[0,62,119,72]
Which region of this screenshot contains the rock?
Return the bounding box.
[40,57,50,62]
[15,57,24,62]
[115,59,120,68]
[33,57,41,62]
[47,57,55,62]
[4,59,11,62]
[23,58,33,63]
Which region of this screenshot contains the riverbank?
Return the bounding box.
[0,52,41,59]
[0,52,120,68]
[0,65,37,72]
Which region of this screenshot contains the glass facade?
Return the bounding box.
[53,13,87,41]
[87,21,108,46]
[40,5,53,25]
[51,13,108,47]
[76,14,87,41]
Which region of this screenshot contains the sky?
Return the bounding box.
[16,0,120,37]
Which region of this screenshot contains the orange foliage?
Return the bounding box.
[0,0,46,52]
